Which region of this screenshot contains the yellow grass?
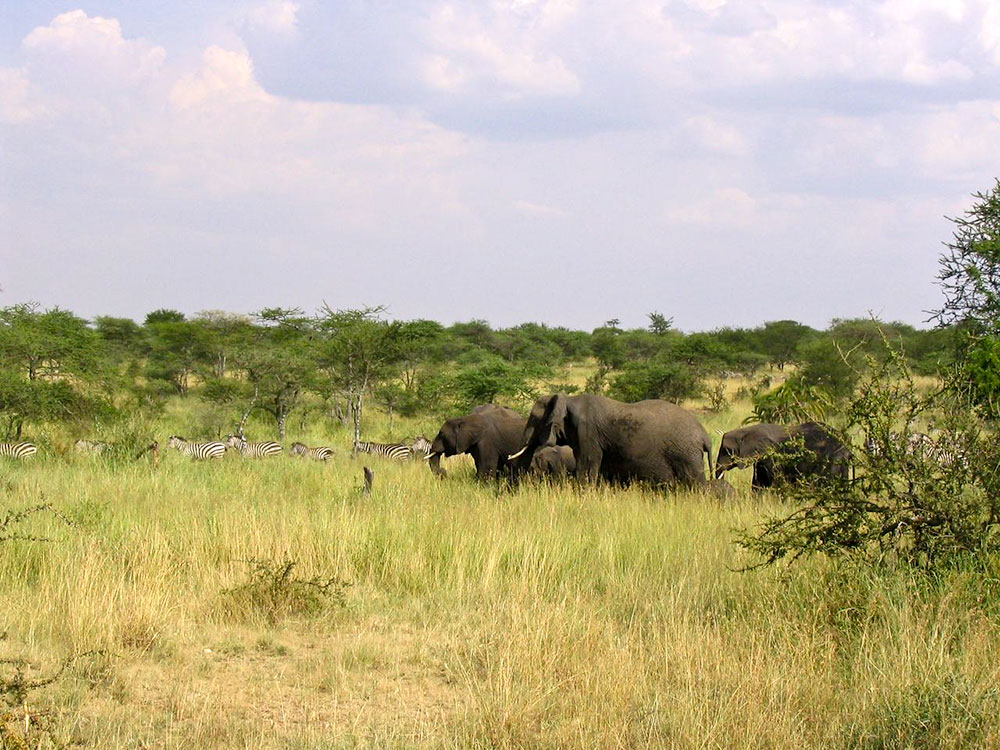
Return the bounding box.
[1,384,998,748]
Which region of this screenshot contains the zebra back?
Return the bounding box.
[75,439,111,455]
[0,442,38,460]
[355,441,412,462]
[409,436,432,459]
[291,442,334,461]
[168,435,226,460]
[226,435,282,458]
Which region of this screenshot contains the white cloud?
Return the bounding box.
[246,1,300,34]
[169,46,271,109]
[421,2,581,97]
[22,10,165,87]
[0,67,43,123]
[682,115,748,156]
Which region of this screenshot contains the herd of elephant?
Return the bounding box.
[425,394,851,494]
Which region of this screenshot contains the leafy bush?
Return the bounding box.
[748,375,831,424]
[221,558,350,625]
[738,348,1000,569]
[608,360,702,404]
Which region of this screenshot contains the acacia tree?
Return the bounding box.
[315,306,403,449]
[225,308,317,440]
[934,180,1000,414]
[0,303,110,437]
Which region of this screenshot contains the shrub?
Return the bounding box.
[220,558,350,625]
[608,360,702,404]
[738,347,1000,569]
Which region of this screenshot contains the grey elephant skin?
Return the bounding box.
[517,393,712,488]
[529,445,576,479]
[428,404,526,480]
[715,422,851,490]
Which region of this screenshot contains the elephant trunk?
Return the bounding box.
[715,453,734,479]
[428,452,446,478]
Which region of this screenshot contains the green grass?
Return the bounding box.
[1,387,999,747]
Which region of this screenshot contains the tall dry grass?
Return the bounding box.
[0,394,998,748]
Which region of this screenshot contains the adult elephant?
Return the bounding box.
[513,393,711,489]
[715,422,850,490]
[529,445,576,479]
[427,404,526,480]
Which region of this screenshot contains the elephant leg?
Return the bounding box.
[575,447,603,483]
[474,448,499,480]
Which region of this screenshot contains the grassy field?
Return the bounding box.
[2,386,999,748]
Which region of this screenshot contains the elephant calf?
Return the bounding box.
[716,422,850,490]
[529,445,576,479]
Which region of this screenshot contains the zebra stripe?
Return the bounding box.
[167,435,226,460]
[409,436,432,459]
[75,439,111,455]
[0,442,38,459]
[226,435,283,458]
[291,442,334,461]
[354,441,412,462]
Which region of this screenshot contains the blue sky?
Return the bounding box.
[3,0,999,330]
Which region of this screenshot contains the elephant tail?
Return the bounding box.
[704,435,714,481]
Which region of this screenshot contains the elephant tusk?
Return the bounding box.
[424,452,437,461]
[508,447,528,460]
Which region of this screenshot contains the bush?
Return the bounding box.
[738,347,1000,569]
[220,558,350,625]
[748,375,831,424]
[608,360,702,404]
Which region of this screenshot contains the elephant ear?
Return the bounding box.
[544,393,569,446]
[453,418,479,454]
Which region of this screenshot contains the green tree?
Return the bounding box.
[608,360,702,404]
[647,311,674,335]
[933,180,1000,414]
[754,320,815,370]
[228,308,318,440]
[315,306,403,449]
[0,303,111,437]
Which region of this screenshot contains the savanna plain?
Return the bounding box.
[2,376,999,749]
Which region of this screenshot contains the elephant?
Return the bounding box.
[528,445,576,479]
[513,393,712,489]
[715,422,851,490]
[427,404,526,480]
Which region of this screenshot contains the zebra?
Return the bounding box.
[290,442,334,461]
[75,439,111,455]
[225,434,283,458]
[0,442,38,460]
[167,435,226,460]
[409,436,432,459]
[353,441,413,462]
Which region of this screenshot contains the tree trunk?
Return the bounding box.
[238,384,259,439]
[352,391,363,452]
[278,411,287,441]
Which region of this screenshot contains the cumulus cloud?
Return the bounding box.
[420,2,581,98]
[22,10,165,90]
[245,1,300,34]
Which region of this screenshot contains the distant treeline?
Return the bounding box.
[0,303,958,442]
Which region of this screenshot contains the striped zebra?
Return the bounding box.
[226,434,283,458]
[0,442,38,460]
[409,436,432,459]
[353,441,412,462]
[167,435,226,460]
[75,439,111,455]
[291,442,334,461]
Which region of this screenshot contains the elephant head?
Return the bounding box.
[428,405,526,480]
[518,393,571,456]
[715,424,789,478]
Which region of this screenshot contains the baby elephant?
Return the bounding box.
[716,422,850,490]
[529,445,576,479]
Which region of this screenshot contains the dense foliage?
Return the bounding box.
[0,300,957,442]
